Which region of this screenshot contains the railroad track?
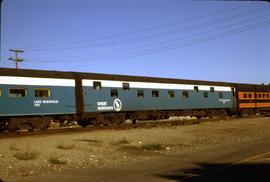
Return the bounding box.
[0,115,261,139]
[0,118,202,139]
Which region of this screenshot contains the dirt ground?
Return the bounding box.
[0,116,270,182]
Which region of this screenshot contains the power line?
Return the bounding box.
[27,5,270,52]
[26,11,270,62]
[24,5,270,63]
[20,2,257,51]
[68,19,270,68]
[25,18,270,65]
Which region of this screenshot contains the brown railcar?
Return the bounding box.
[235,84,270,115]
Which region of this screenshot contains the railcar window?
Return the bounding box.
[168,90,175,98]
[266,94,269,98]
[182,91,189,98]
[203,92,208,98]
[262,93,266,98]
[210,87,215,92]
[111,89,118,97]
[243,93,247,98]
[122,82,130,90]
[93,81,102,90]
[9,88,27,98]
[194,86,199,92]
[152,90,159,98]
[257,93,262,98]
[137,90,144,97]
[219,92,223,98]
[248,93,252,98]
[35,88,50,98]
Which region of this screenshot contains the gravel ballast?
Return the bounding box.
[0,117,270,181]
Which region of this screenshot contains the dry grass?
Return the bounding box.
[85,139,103,147]
[56,143,75,150]
[13,148,40,160]
[142,144,165,151]
[114,137,130,145]
[9,143,20,151]
[48,153,67,165]
[1,117,268,181]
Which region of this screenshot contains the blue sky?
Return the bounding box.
[1,0,270,84]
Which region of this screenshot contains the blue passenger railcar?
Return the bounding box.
[0,67,238,131]
[82,79,234,114]
[0,76,76,117]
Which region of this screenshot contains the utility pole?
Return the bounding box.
[9,49,24,69]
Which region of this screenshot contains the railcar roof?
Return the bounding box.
[0,67,268,89]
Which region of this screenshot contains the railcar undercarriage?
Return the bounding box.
[77,108,231,127]
[1,108,269,132]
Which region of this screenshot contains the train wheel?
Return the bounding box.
[77,120,89,127]
[20,123,34,132]
[132,119,137,124]
[0,120,7,132]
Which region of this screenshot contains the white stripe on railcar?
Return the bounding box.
[0,76,75,86]
[82,79,231,91]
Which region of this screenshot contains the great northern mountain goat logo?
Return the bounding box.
[113,99,122,111]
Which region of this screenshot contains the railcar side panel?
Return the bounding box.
[236,84,270,114]
[82,79,234,113]
[0,76,76,117]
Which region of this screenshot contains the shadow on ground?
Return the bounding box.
[157,162,270,182]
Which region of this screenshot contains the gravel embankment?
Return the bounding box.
[0,117,270,181]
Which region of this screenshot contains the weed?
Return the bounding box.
[115,137,130,145]
[13,148,40,160]
[56,143,75,150]
[142,144,165,151]
[48,153,67,165]
[86,139,102,147]
[74,139,103,147]
[9,143,20,151]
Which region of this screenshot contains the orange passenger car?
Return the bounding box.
[236,84,270,114]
